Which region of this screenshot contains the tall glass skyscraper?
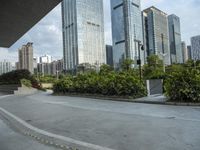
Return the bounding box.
[111,0,144,69]
[191,35,200,61]
[62,0,105,72]
[168,14,183,64]
[143,7,170,65]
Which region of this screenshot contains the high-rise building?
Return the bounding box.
[18,42,34,73]
[37,59,64,76]
[111,0,144,69]
[187,46,192,60]
[143,6,170,65]
[62,0,105,72]
[191,35,200,61]
[39,55,52,63]
[0,60,12,75]
[168,14,183,64]
[106,45,113,67]
[181,41,188,63]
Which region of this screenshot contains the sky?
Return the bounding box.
[0,0,200,64]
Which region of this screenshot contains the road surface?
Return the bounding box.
[0,92,200,150]
[0,116,61,150]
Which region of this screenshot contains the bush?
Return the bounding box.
[39,75,56,83]
[165,65,200,102]
[53,70,147,98]
[21,79,32,87]
[0,69,41,89]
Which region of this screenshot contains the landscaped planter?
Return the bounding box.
[146,79,163,96]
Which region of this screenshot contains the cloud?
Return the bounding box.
[0,0,199,63]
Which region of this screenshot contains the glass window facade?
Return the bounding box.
[143,7,171,65]
[111,0,144,69]
[62,0,105,71]
[191,35,200,61]
[168,14,183,64]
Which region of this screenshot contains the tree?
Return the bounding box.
[121,59,134,71]
[143,55,165,79]
[99,64,113,75]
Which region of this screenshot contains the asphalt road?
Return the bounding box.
[0,92,200,150]
[0,117,61,150]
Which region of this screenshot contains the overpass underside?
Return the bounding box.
[0,0,61,48]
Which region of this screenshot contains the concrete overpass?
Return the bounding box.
[0,0,62,48]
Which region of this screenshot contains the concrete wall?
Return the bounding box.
[147,79,163,96]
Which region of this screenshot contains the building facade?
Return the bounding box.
[181,41,188,63]
[187,46,192,60]
[168,14,183,64]
[62,0,105,72]
[191,35,200,61]
[143,7,170,65]
[106,45,113,67]
[37,59,64,76]
[39,55,52,64]
[18,42,34,73]
[111,0,144,69]
[0,60,12,75]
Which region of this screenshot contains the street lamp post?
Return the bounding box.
[134,39,144,83]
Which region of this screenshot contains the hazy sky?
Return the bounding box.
[0,0,200,63]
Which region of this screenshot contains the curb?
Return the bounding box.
[53,93,200,106]
[0,107,115,150]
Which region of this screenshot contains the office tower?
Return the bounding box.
[187,46,192,60]
[191,35,200,60]
[143,6,170,65]
[51,59,64,75]
[62,0,105,72]
[18,42,34,73]
[39,55,52,63]
[181,41,188,63]
[0,60,12,75]
[168,14,183,64]
[111,0,144,69]
[106,45,113,67]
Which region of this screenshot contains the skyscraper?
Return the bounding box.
[143,6,170,65]
[191,35,200,61]
[18,42,34,73]
[111,0,144,69]
[39,55,52,64]
[168,14,183,64]
[62,0,105,72]
[187,46,192,60]
[106,45,113,67]
[0,60,12,75]
[181,41,188,63]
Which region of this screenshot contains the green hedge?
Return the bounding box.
[0,70,40,89]
[165,65,200,102]
[21,79,32,87]
[53,70,147,98]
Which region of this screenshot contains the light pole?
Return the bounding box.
[134,39,144,83]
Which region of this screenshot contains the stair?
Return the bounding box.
[0,84,21,95]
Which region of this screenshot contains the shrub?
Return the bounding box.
[165,66,200,102]
[0,69,41,89]
[53,70,147,98]
[21,79,32,87]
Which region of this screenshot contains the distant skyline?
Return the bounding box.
[0,0,200,63]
